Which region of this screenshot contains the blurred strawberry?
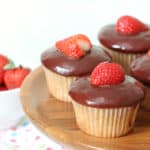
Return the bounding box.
[0,54,9,69]
[4,66,31,89]
[0,54,15,85]
[0,85,7,91]
[147,50,150,58]
[0,69,5,84]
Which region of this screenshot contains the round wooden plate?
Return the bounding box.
[20,67,150,150]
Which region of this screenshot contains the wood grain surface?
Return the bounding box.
[20,67,150,150]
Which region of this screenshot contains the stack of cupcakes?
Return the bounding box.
[40,15,149,138]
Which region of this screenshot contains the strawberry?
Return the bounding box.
[4,66,31,89]
[116,15,148,35]
[0,69,5,84]
[0,85,7,91]
[56,34,92,59]
[90,62,125,86]
[147,50,150,58]
[0,54,9,69]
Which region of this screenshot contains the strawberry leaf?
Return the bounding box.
[4,59,15,70]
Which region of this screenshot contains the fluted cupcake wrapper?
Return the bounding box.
[141,86,150,110]
[101,45,142,74]
[42,65,76,102]
[72,101,139,138]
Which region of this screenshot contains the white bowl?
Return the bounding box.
[0,88,24,129]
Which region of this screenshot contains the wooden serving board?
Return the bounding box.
[20,67,150,150]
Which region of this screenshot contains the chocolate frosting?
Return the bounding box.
[69,76,145,108]
[131,54,150,86]
[41,45,111,76]
[98,24,150,53]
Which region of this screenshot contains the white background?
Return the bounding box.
[0,0,149,69]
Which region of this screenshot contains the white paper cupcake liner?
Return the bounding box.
[101,45,143,74]
[42,65,76,102]
[141,86,150,110]
[72,101,139,138]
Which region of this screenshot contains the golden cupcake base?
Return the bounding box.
[101,45,143,74]
[43,65,76,102]
[72,101,139,138]
[141,86,150,110]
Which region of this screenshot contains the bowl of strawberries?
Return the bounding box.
[0,54,31,129]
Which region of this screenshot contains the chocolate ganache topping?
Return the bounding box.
[131,54,150,86]
[69,76,145,108]
[41,45,111,76]
[98,25,150,53]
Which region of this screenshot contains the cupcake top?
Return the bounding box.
[69,62,145,108]
[41,34,111,76]
[130,51,150,86]
[98,15,150,53]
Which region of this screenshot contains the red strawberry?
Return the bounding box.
[4,66,31,89]
[0,54,9,69]
[56,34,92,59]
[0,69,5,84]
[116,15,148,35]
[147,50,150,58]
[0,85,7,91]
[90,62,125,86]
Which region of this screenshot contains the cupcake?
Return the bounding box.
[69,62,145,138]
[41,34,111,102]
[131,50,150,110]
[98,15,150,74]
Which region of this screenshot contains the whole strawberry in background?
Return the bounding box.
[0,54,15,86]
[4,66,31,89]
[0,54,9,85]
[0,53,31,91]
[0,54,9,68]
[0,69,5,85]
